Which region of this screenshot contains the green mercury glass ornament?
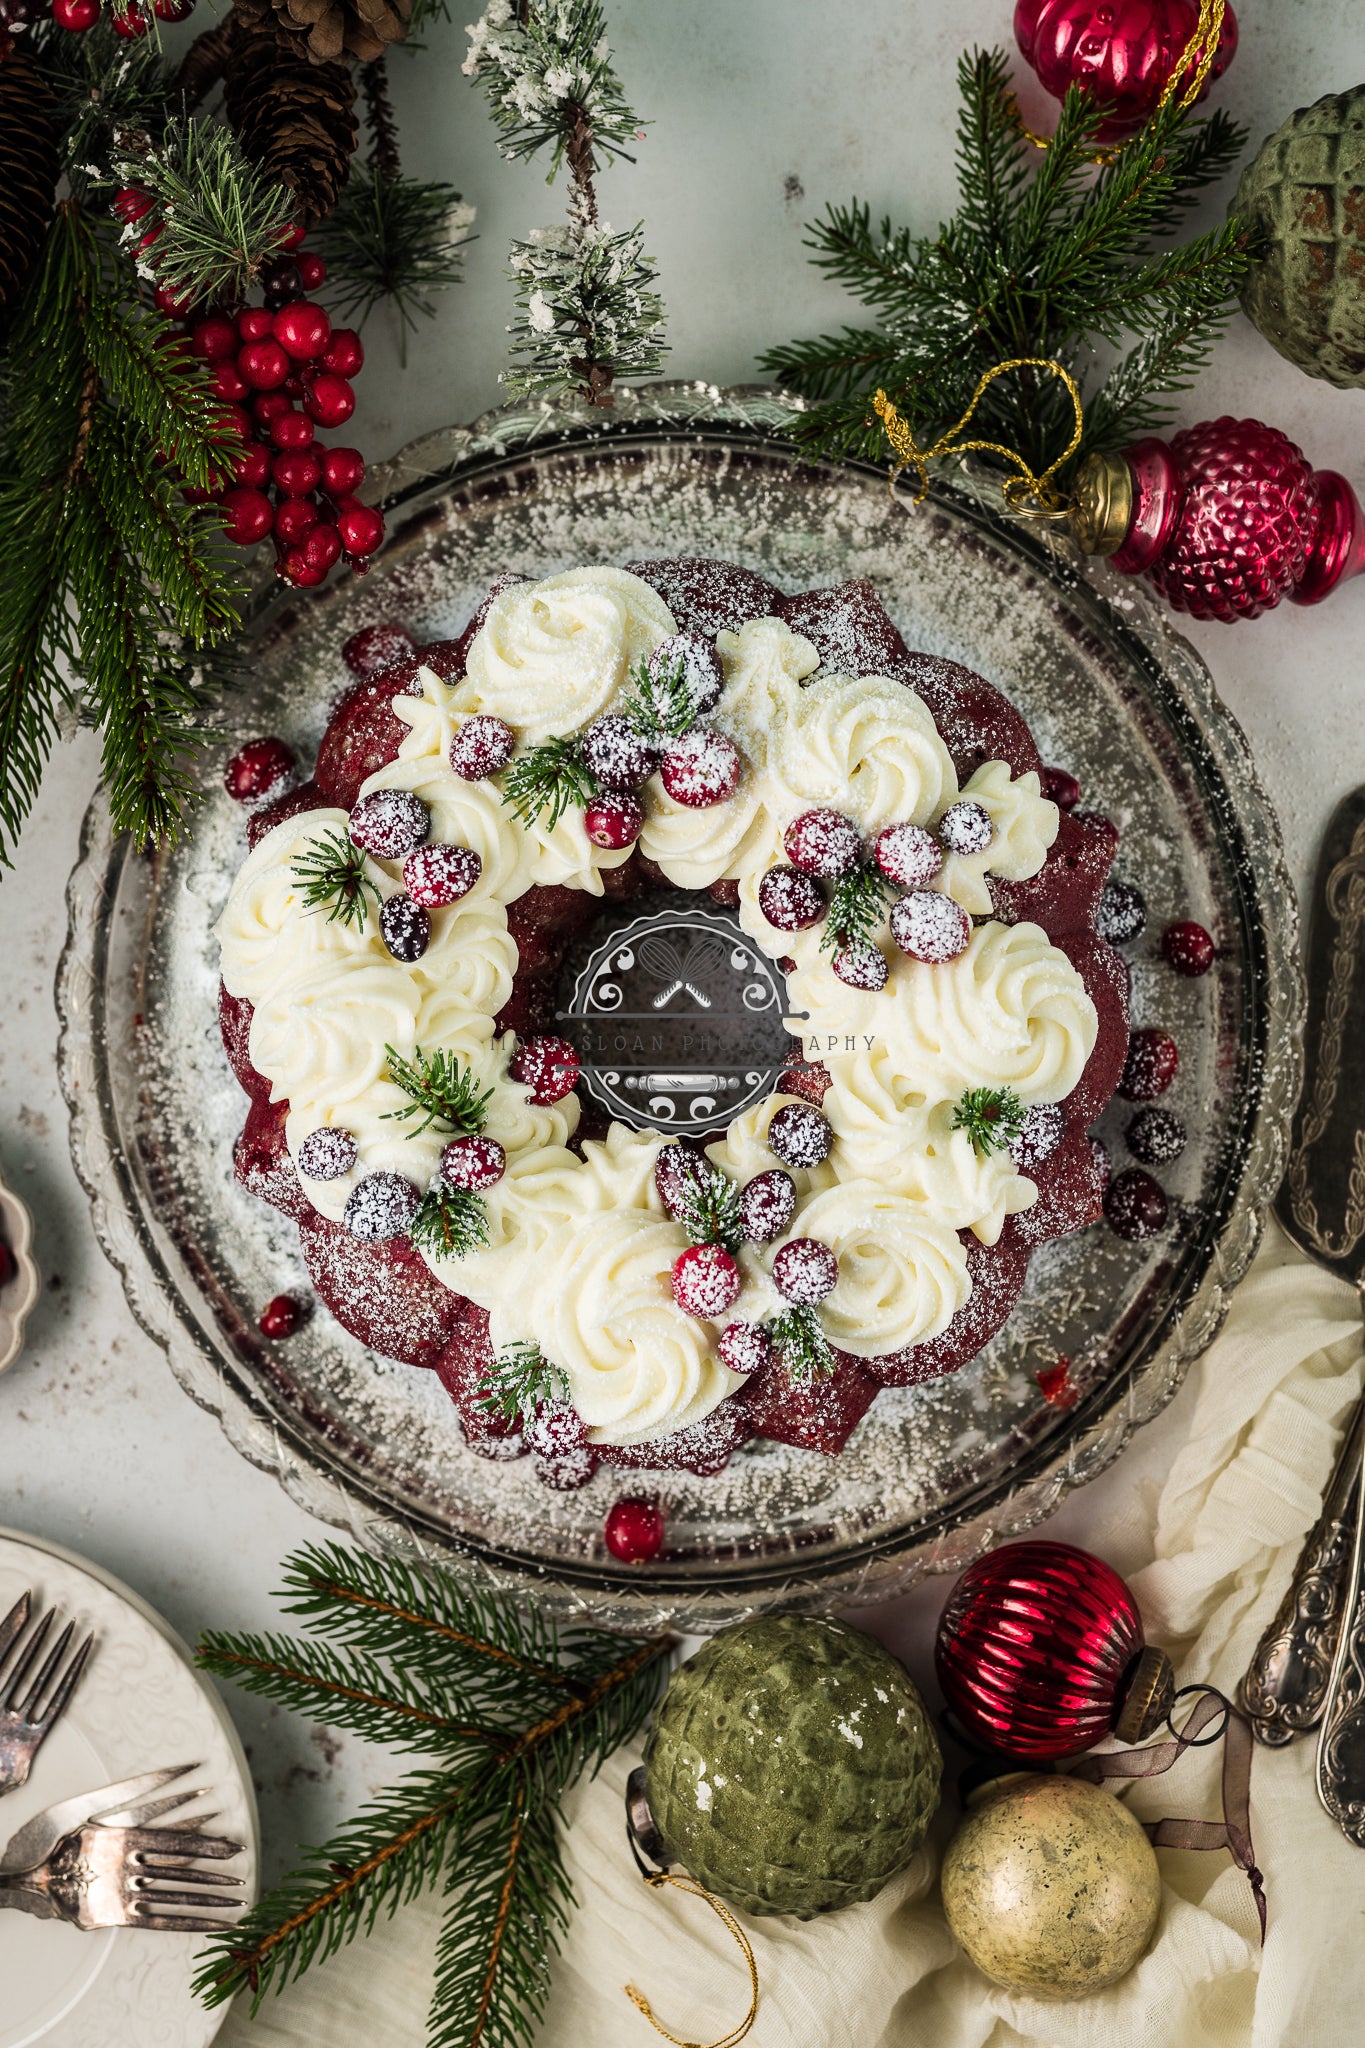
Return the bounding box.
[630,1614,942,1919]
[1235,87,1365,388]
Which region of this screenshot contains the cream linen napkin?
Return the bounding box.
[217,1227,1365,2048]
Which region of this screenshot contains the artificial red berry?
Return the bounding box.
[274,300,332,361]
[237,337,290,391]
[224,735,295,803]
[320,327,363,376]
[1041,766,1082,811]
[647,631,724,718]
[1097,879,1147,946]
[672,1243,742,1319]
[449,714,515,779]
[655,1143,707,1220]
[335,500,385,557]
[1104,1168,1169,1241]
[213,403,252,443]
[273,496,318,545]
[380,893,430,962]
[659,726,741,806]
[153,281,195,317]
[220,486,274,546]
[135,221,162,255]
[296,251,327,291]
[1119,1027,1179,1102]
[252,389,292,430]
[273,448,323,496]
[110,2,149,35]
[938,799,994,856]
[269,409,315,451]
[259,1293,307,1338]
[404,842,481,905]
[344,1170,421,1240]
[890,891,971,964]
[767,1102,833,1168]
[303,522,342,575]
[582,713,657,789]
[510,1035,580,1105]
[304,371,355,428]
[583,791,644,849]
[296,1126,357,1179]
[440,1135,506,1191]
[52,0,102,33]
[183,486,214,506]
[237,306,274,342]
[604,1497,665,1564]
[279,547,326,588]
[874,821,942,888]
[113,185,153,224]
[1163,920,1215,977]
[717,1321,772,1376]
[274,222,307,252]
[261,256,303,311]
[784,807,861,879]
[833,941,888,990]
[349,787,429,858]
[758,865,824,932]
[153,0,195,16]
[321,446,366,497]
[738,1168,796,1243]
[211,358,249,403]
[1126,1105,1186,1166]
[343,621,413,676]
[772,1237,839,1305]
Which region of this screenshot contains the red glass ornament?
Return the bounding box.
[321,328,364,378]
[303,372,355,428]
[935,1539,1173,1760]
[273,300,332,362]
[52,0,101,29]
[1015,0,1238,142]
[321,446,365,497]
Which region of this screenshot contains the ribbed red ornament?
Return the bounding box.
[935,1540,1148,1760]
[1014,0,1238,142]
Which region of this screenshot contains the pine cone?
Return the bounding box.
[235,0,409,66]
[0,40,59,318]
[224,13,358,228]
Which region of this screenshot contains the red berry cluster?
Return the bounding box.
[51,0,190,33]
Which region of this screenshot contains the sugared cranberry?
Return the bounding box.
[604,1497,665,1563]
[1097,878,1147,946]
[297,1126,357,1180]
[581,713,657,789]
[525,1402,599,1490]
[890,891,971,964]
[440,1135,506,1190]
[783,808,861,879]
[273,496,318,546]
[237,337,290,391]
[938,799,993,856]
[303,371,355,428]
[655,1143,707,1220]
[832,941,888,990]
[343,622,413,677]
[450,715,515,779]
[404,842,481,906]
[335,500,385,558]
[717,1320,772,1376]
[1163,920,1215,977]
[874,821,942,888]
[191,314,240,361]
[224,735,295,803]
[220,487,274,547]
[583,791,644,850]
[767,1103,833,1169]
[1008,1101,1065,1171]
[1041,766,1082,811]
[1104,1168,1169,1241]
[322,447,366,499]
[1126,1105,1186,1166]
[739,1168,796,1243]
[321,327,364,376]
[1119,1027,1179,1102]
[510,1035,579,1105]
[672,1243,742,1319]
[343,1171,421,1240]
[380,893,430,962]
[349,788,430,859]
[772,1237,839,1305]
[647,631,724,718]
[536,1445,600,1491]
[758,865,824,932]
[268,409,315,451]
[659,727,741,806]
[259,1293,307,1338]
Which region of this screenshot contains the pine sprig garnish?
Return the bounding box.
[382,1045,494,1139]
[952,1084,1026,1157]
[291,830,382,930]
[193,1544,674,2044]
[476,1342,571,1428]
[822,861,894,953]
[410,1185,491,1261]
[499,737,598,830]
[620,653,694,743]
[677,1165,744,1256]
[763,1304,836,1383]
[112,118,296,313]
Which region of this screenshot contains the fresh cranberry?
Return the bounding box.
[739,1168,796,1243]
[296,1127,357,1180]
[259,1293,307,1338]
[304,372,355,428]
[582,713,657,789]
[874,820,942,887]
[440,1135,506,1190]
[1126,1106,1186,1166]
[1163,920,1215,977]
[1097,879,1147,946]
[889,891,971,963]
[320,327,363,377]
[671,1243,742,1319]
[322,447,366,498]
[1104,1168,1169,1241]
[224,735,295,803]
[583,791,644,849]
[220,486,274,547]
[772,1237,839,1305]
[832,941,888,990]
[237,337,290,391]
[938,799,993,855]
[404,843,481,906]
[648,631,724,717]
[1041,766,1082,811]
[335,500,385,558]
[758,865,824,932]
[717,1321,772,1376]
[343,1171,421,1240]
[449,715,515,779]
[767,1102,833,1168]
[604,1497,665,1563]
[343,622,413,676]
[191,313,240,361]
[1119,1028,1179,1102]
[784,808,861,878]
[510,1035,579,1105]
[379,893,430,961]
[268,409,315,451]
[349,788,430,859]
[659,726,742,806]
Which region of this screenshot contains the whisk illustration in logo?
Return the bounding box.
[559,899,794,1136]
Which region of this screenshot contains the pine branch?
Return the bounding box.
[34,18,171,197]
[763,1304,835,1383]
[503,220,668,407]
[382,1044,495,1138]
[499,735,597,829]
[411,1184,492,1260]
[823,862,894,952]
[430,1786,571,2048]
[196,1631,503,1756]
[463,0,642,172]
[312,163,472,358]
[951,1084,1025,1157]
[112,117,296,312]
[290,829,382,929]
[476,1342,570,1427]
[677,1165,744,1256]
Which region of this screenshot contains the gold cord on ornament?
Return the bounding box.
[1015,0,1227,160]
[623,1872,759,2048]
[873,356,1084,513]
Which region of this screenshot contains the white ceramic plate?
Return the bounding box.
[0,1528,258,2048]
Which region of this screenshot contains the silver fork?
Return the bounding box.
[0,1590,95,1795]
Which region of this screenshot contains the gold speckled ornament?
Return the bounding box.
[940,1773,1161,2000]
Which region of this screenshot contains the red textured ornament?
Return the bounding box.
[1015,0,1238,143]
[935,1539,1175,1760]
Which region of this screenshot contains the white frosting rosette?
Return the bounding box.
[773,1183,973,1361]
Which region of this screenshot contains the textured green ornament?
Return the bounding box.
[1234,88,1365,387]
[642,1614,942,1920]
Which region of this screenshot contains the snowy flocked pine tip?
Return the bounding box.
[648,632,724,719]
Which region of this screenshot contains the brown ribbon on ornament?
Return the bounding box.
[1069,1684,1266,1941]
[1013,0,1229,161]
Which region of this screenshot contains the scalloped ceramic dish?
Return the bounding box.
[56,384,1302,1629]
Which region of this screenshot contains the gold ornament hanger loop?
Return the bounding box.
[873,356,1084,516]
[1015,0,1227,162]
[623,1871,759,2048]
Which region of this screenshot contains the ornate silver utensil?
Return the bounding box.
[0,1589,94,1795]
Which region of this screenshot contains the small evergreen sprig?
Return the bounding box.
[952,1084,1026,1157]
[620,652,694,743]
[410,1185,491,1261]
[291,830,382,930]
[763,1304,836,1383]
[678,1164,744,1257]
[112,118,297,313]
[823,861,894,953]
[193,1543,673,2047]
[500,736,598,829]
[504,220,668,406]
[382,1045,494,1139]
[476,1341,572,1427]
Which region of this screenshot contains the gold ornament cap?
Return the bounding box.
[1114,1644,1176,1745]
[1068,450,1134,557]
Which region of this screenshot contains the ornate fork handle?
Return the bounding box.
[1319,1402,1365,1844]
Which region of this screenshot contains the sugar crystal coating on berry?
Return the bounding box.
[772,1236,839,1304]
[535,1445,599,1491]
[1104,1168,1169,1241]
[655,1143,707,1219]
[1126,1105,1186,1166]
[671,1243,742,1319]
[510,1035,579,1105]
[659,726,742,806]
[1097,878,1147,946]
[775,1059,832,1105]
[1162,920,1215,977]
[874,820,942,888]
[604,1497,665,1563]
[648,631,724,718]
[767,1102,833,1168]
[380,893,431,962]
[1041,766,1082,811]
[297,1126,358,1180]
[739,1168,797,1243]
[225,735,296,805]
[581,713,657,789]
[404,843,481,906]
[449,714,515,780]
[1119,1027,1179,1101]
[758,865,825,932]
[890,890,971,963]
[717,1320,773,1376]
[525,1399,587,1462]
[833,941,889,991]
[259,1293,307,1339]
[583,791,644,850]
[1007,1101,1065,1171]
[440,1135,506,1190]
[342,622,414,677]
[938,799,994,856]
[344,1171,421,1240]
[349,787,430,859]
[783,808,862,878]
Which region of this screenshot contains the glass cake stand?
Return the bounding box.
[56,382,1303,1630]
